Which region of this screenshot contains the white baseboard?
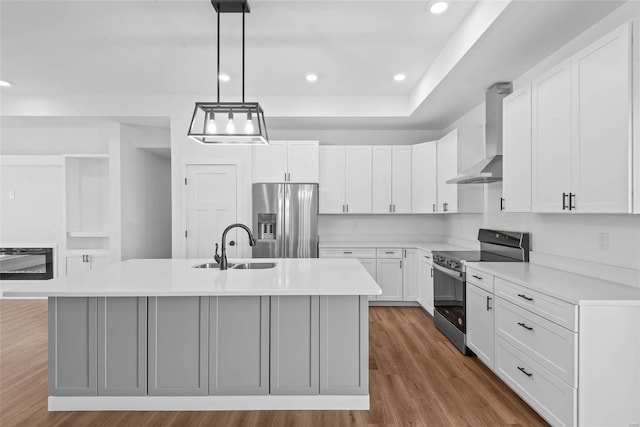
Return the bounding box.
[48,395,370,411]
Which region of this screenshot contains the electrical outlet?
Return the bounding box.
[598,232,609,250]
[8,191,15,199]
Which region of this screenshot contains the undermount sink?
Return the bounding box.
[230,262,276,270]
[193,262,225,269]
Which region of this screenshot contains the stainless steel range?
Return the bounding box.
[432,229,530,354]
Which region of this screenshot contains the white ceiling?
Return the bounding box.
[0,0,628,130]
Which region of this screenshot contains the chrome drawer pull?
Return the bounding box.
[385,251,394,254]
[343,251,352,254]
[517,293,533,301]
[472,275,483,280]
[517,322,533,331]
[517,366,533,377]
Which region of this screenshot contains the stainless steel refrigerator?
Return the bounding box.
[252,183,318,258]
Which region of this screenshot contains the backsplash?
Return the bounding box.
[319,215,446,244]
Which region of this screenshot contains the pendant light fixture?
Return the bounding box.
[188,0,268,144]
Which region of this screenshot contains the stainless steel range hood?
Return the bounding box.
[446,82,513,184]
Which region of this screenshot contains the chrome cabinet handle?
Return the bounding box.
[432,203,436,212]
[517,322,533,331]
[500,197,505,211]
[517,293,533,302]
[346,204,349,213]
[343,251,352,254]
[430,268,433,278]
[486,296,492,311]
[517,366,533,377]
[385,251,394,254]
[472,275,483,280]
[399,260,402,269]
[562,192,568,210]
[393,204,396,212]
[569,193,576,211]
[424,255,431,259]
[443,202,448,212]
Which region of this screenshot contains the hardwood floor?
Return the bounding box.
[0,300,547,426]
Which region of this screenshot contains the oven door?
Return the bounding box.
[433,263,465,333]
[0,248,54,280]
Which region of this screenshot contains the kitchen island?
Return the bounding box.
[4,258,381,411]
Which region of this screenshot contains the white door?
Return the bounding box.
[401,249,418,301]
[503,84,532,213]
[372,146,392,213]
[253,141,287,182]
[571,24,631,213]
[392,146,412,213]
[186,165,237,259]
[466,284,494,369]
[65,255,87,276]
[319,146,346,214]
[420,257,434,315]
[412,142,437,213]
[376,258,402,301]
[287,141,319,183]
[345,146,372,213]
[532,61,572,213]
[436,129,459,213]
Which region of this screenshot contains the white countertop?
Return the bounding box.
[465,262,640,305]
[2,258,382,298]
[319,241,470,252]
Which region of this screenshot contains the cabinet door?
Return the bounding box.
[392,146,412,213]
[270,296,319,395]
[287,141,319,183]
[65,255,87,276]
[97,297,147,396]
[532,61,572,213]
[319,146,346,213]
[436,129,459,213]
[372,146,393,213]
[345,146,372,213]
[148,297,209,396]
[376,258,402,301]
[358,258,377,301]
[466,284,494,370]
[402,249,418,301]
[420,257,434,315]
[253,141,288,182]
[210,296,269,395]
[89,255,110,270]
[412,142,437,213]
[571,23,631,213]
[503,84,532,212]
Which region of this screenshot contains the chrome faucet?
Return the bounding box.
[219,223,256,270]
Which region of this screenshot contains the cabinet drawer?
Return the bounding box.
[420,251,433,264]
[319,248,376,259]
[494,278,577,332]
[496,298,577,387]
[466,267,494,293]
[496,337,576,427]
[376,248,402,259]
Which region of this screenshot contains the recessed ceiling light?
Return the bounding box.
[305,73,318,82]
[218,74,230,82]
[393,74,407,82]
[0,80,12,87]
[430,1,448,14]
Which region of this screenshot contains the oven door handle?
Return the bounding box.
[432,263,464,280]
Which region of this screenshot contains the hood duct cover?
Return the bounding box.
[446,82,512,184]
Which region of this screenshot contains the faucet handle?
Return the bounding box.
[214,243,221,264]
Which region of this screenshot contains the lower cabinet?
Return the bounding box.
[466,283,494,369]
[65,253,110,276]
[209,296,269,395]
[402,249,418,301]
[376,258,403,301]
[148,296,209,396]
[418,251,434,315]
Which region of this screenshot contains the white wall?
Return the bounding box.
[269,129,440,146]
[443,3,640,276]
[0,125,109,155]
[119,124,172,260]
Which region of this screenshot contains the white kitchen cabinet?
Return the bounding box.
[376,258,403,301]
[532,23,632,213]
[466,283,495,370]
[401,249,418,301]
[65,253,110,276]
[319,146,372,214]
[253,141,319,183]
[359,258,378,301]
[411,141,438,213]
[418,251,434,315]
[372,146,412,213]
[436,128,484,214]
[502,84,532,213]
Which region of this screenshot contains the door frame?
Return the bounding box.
[180,159,248,259]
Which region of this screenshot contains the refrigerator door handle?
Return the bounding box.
[283,184,291,257]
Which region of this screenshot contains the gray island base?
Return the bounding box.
[4,258,381,411]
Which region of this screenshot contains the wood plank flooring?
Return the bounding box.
[0,300,547,426]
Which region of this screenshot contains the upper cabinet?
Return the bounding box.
[253,141,319,183]
[532,23,632,213]
[319,146,372,214]
[372,146,412,213]
[436,128,484,214]
[502,84,532,213]
[411,141,437,213]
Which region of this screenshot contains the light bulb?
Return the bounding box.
[430,1,448,14]
[226,112,235,134]
[245,112,254,134]
[205,112,217,133]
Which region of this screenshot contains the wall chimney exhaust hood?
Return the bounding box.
[446,82,512,184]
